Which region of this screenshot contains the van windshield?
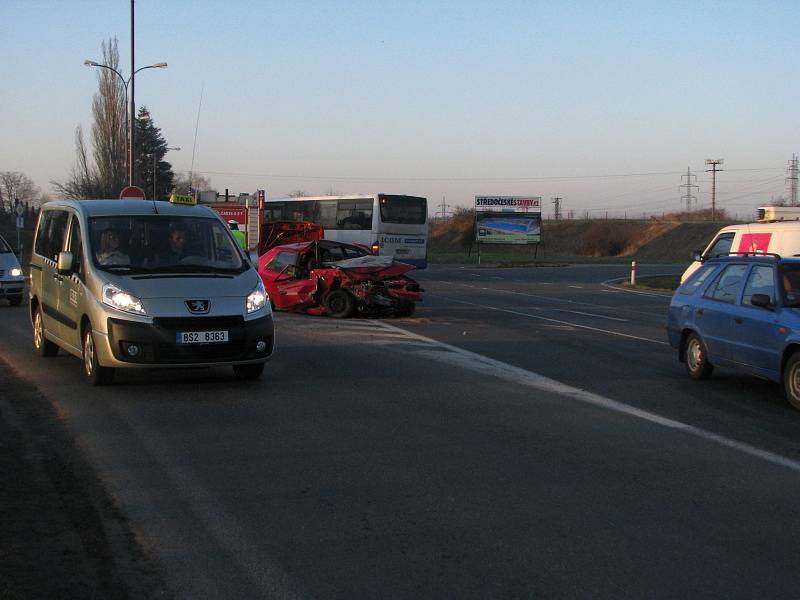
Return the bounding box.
[0,237,11,253]
[89,216,245,274]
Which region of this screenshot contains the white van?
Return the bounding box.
[681,206,800,282]
[0,233,25,306]
[29,197,274,385]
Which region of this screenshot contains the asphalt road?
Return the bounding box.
[3,263,800,599]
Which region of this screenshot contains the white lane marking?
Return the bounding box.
[433,294,668,345]
[373,322,800,475]
[554,309,628,322]
[439,281,667,318]
[601,278,675,298]
[539,282,553,285]
[602,289,621,294]
[568,285,584,289]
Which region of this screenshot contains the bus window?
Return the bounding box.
[336,199,373,230]
[266,202,287,221]
[379,195,426,224]
[317,200,338,229]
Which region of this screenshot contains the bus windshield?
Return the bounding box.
[89,215,246,274]
[379,195,427,224]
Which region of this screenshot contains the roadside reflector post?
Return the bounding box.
[630,260,637,286]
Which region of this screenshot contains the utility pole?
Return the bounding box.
[705,158,724,221]
[551,196,562,220]
[436,196,451,220]
[679,166,699,212]
[129,0,135,187]
[787,154,799,206]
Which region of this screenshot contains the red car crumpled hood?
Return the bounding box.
[325,255,415,278]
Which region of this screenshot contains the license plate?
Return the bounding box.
[176,330,229,344]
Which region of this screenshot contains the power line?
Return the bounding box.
[551,197,562,220]
[787,154,799,206]
[194,166,782,184]
[435,196,452,219]
[705,159,724,221]
[679,167,698,211]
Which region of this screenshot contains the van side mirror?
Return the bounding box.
[692,250,703,262]
[57,251,74,275]
[248,250,259,265]
[751,294,772,309]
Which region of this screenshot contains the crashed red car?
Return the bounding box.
[258,239,422,318]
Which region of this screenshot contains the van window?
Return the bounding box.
[704,264,748,304]
[89,216,245,274]
[68,217,84,278]
[704,232,735,259]
[35,210,69,261]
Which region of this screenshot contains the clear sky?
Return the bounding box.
[1,0,798,217]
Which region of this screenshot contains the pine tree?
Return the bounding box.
[133,106,175,200]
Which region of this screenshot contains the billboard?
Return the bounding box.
[475,196,542,244]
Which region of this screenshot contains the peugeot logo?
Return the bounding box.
[186,300,210,314]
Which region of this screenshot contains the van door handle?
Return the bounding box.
[734,317,743,324]
[696,308,704,315]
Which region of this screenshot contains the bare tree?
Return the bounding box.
[288,190,309,197]
[0,171,39,214]
[172,171,211,194]
[52,126,103,200]
[91,38,127,197]
[53,38,125,199]
[324,186,342,196]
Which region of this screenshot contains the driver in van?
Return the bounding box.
[96,229,130,265]
[165,226,188,262]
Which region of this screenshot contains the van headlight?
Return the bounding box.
[246,280,268,314]
[9,267,22,278]
[102,283,146,315]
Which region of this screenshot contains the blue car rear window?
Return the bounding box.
[677,264,718,295]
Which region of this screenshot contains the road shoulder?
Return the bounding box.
[0,356,172,600]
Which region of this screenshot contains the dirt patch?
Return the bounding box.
[0,358,172,600]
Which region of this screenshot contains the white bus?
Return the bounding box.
[264,194,428,268]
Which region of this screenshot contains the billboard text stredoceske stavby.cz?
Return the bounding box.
[475,196,542,244]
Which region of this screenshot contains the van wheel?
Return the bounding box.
[324,290,354,318]
[684,332,713,380]
[83,326,115,386]
[33,307,58,357]
[783,353,800,411]
[233,363,265,380]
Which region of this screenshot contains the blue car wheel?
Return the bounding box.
[783,353,800,411]
[685,332,713,380]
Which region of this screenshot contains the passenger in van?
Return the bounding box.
[96,229,131,266]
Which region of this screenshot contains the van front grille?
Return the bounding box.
[152,316,245,330]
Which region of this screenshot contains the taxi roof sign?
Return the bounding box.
[169,194,197,206]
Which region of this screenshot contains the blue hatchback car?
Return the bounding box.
[667,254,800,409]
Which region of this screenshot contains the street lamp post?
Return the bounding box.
[154,146,181,200]
[83,59,167,187]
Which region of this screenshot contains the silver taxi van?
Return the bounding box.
[29,197,274,385]
[0,233,25,306]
